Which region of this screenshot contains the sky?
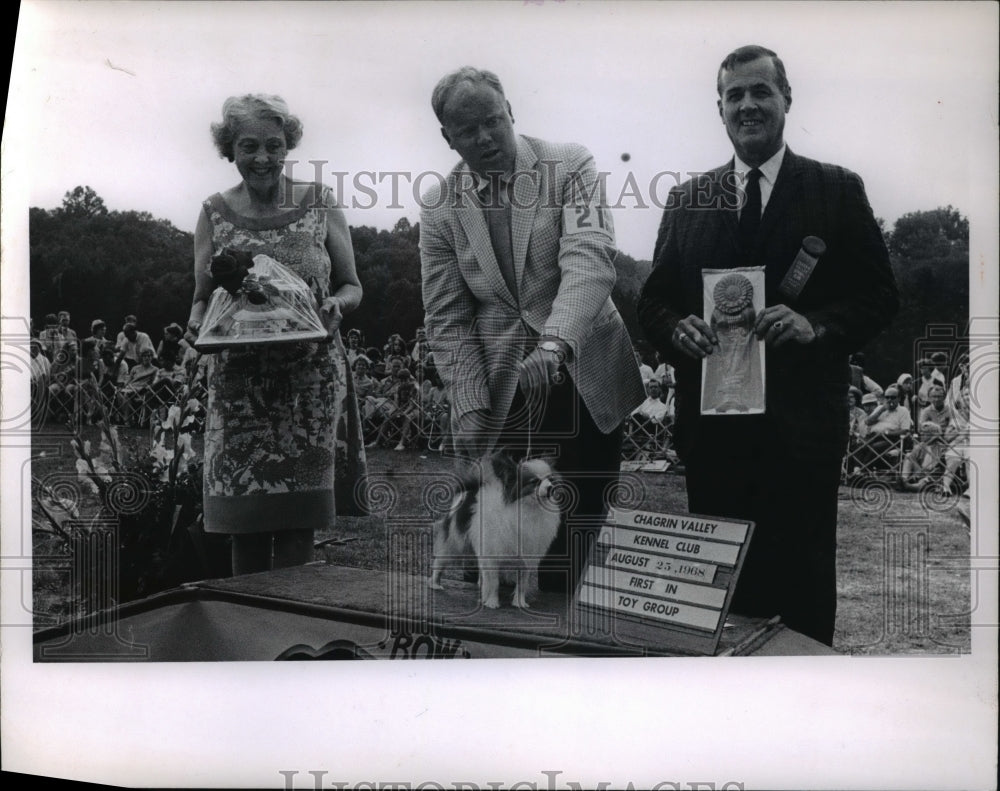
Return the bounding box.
[4,0,997,260]
[2,2,998,787]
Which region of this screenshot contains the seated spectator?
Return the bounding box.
[944,353,968,419]
[632,379,670,426]
[344,329,365,367]
[919,384,951,434]
[653,350,674,389]
[98,347,129,393]
[116,322,155,369]
[916,357,947,407]
[383,333,408,361]
[384,353,411,375]
[866,385,912,437]
[352,357,378,407]
[410,326,428,367]
[84,319,111,354]
[47,341,80,422]
[29,339,51,419]
[156,323,190,367]
[365,346,384,378]
[38,313,63,361]
[634,348,655,384]
[30,338,51,383]
[629,379,671,462]
[116,348,159,426]
[115,314,139,347]
[369,368,421,451]
[900,422,946,489]
[860,385,911,471]
[57,310,79,344]
[896,373,915,413]
[78,337,101,379]
[861,392,879,415]
[381,356,406,384]
[152,353,187,405]
[930,351,949,387]
[360,357,398,437]
[848,386,868,442]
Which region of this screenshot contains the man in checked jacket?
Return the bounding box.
[638,46,898,646]
[420,67,644,595]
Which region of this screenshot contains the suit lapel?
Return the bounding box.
[718,162,739,243]
[452,165,519,310]
[511,136,539,293]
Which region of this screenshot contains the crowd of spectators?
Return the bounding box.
[342,328,451,452]
[27,311,971,493]
[845,350,969,493]
[30,312,201,427]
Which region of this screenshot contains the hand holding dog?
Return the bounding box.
[518,347,559,398]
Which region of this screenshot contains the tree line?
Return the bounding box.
[29,187,967,385]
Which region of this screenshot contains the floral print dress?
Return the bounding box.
[201,183,367,534]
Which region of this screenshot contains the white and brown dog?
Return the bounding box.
[429,451,561,609]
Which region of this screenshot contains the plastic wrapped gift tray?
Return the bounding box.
[195,254,328,351]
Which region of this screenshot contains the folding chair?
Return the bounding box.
[361,395,393,447]
[842,434,907,483]
[140,380,183,429]
[622,414,671,463]
[422,401,450,452]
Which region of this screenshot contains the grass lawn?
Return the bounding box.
[29,425,971,655]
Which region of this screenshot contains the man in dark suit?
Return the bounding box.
[421,67,644,594]
[637,45,898,646]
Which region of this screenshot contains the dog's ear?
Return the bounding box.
[490,447,515,473]
[538,456,558,472]
[489,448,519,494]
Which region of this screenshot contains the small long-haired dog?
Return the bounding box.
[429,450,561,609]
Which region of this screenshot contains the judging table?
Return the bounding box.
[34,564,836,661]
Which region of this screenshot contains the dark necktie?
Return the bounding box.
[482,179,517,297]
[738,168,762,252]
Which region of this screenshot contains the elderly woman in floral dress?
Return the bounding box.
[187,94,365,575]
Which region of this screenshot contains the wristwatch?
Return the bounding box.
[540,340,570,359]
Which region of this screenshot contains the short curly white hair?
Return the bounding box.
[210,94,303,161]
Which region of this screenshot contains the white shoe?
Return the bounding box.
[394,443,405,451]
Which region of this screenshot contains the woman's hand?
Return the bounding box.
[184,318,203,345]
[320,297,344,336]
